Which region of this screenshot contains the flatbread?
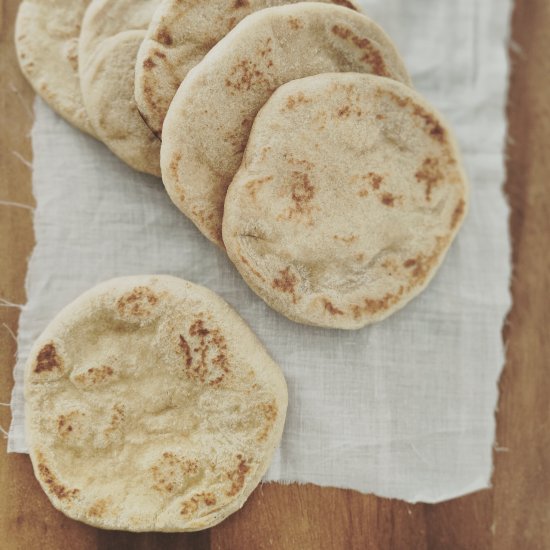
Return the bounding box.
[135,0,361,137]
[15,0,95,135]
[223,74,469,329]
[79,0,161,176]
[25,275,287,531]
[161,3,411,247]
[80,31,162,176]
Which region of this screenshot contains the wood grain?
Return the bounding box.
[1,0,549,548]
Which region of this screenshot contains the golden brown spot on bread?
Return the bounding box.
[351,304,362,320]
[258,37,273,58]
[74,365,114,385]
[66,51,78,72]
[331,26,388,76]
[180,492,217,517]
[180,498,198,517]
[225,58,272,93]
[333,234,358,244]
[369,173,383,189]
[179,335,192,368]
[36,453,79,501]
[415,157,445,201]
[34,343,62,374]
[257,401,278,442]
[324,300,344,316]
[337,105,351,118]
[381,193,396,206]
[152,453,199,494]
[227,16,237,30]
[382,259,399,272]
[203,493,217,506]
[450,199,466,229]
[88,499,108,518]
[331,24,352,40]
[356,172,383,196]
[406,236,449,283]
[179,318,230,386]
[234,0,249,7]
[289,17,304,30]
[285,92,312,111]
[246,176,273,200]
[290,172,315,212]
[190,319,210,337]
[116,286,159,318]
[363,289,404,315]
[154,50,167,59]
[277,171,318,225]
[272,267,299,304]
[332,0,358,9]
[142,84,157,110]
[351,236,450,321]
[156,27,173,46]
[104,404,125,435]
[169,152,182,184]
[226,455,251,496]
[143,57,156,69]
[283,153,314,169]
[384,90,447,143]
[56,411,83,438]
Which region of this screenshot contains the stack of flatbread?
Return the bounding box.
[16,0,469,532]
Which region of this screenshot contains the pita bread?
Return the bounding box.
[25,275,287,531]
[80,31,162,176]
[161,3,411,247]
[135,0,361,137]
[15,0,95,135]
[223,74,469,329]
[79,0,162,176]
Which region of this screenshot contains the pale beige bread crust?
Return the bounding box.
[79,0,161,67]
[160,3,411,247]
[223,74,469,329]
[135,0,362,137]
[80,31,162,177]
[15,0,95,136]
[25,275,288,531]
[79,0,162,176]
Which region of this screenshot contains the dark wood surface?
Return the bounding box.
[2,0,549,547]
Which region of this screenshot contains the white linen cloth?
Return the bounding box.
[8,0,512,503]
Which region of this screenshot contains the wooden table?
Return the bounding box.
[2,0,549,547]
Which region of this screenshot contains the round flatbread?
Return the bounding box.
[223,74,469,329]
[25,275,287,531]
[79,0,161,176]
[15,0,95,135]
[160,3,411,247]
[135,0,361,137]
